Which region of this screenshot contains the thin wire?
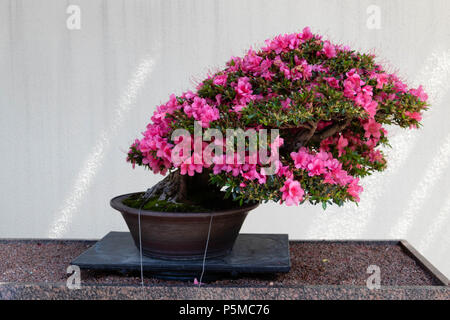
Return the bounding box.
[138,203,144,290]
[198,215,213,287]
[137,189,212,288]
[138,189,153,296]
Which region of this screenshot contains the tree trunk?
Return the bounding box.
[145,170,222,205]
[281,119,351,153]
[281,121,318,154]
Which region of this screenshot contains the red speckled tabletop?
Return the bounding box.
[0,239,448,300]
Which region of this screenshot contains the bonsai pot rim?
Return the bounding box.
[110,192,260,218]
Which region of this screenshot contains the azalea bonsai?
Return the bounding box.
[126,27,428,211]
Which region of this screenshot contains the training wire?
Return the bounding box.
[199,215,213,287]
[138,189,213,291]
[138,189,153,294]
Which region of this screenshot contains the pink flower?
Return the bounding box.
[369,150,383,163]
[255,58,272,77]
[213,74,228,86]
[364,100,378,119]
[271,135,284,149]
[236,77,253,99]
[324,77,340,89]
[242,49,263,72]
[409,85,428,102]
[179,157,203,176]
[343,70,365,98]
[227,56,242,72]
[280,179,304,206]
[232,104,246,113]
[323,41,336,58]
[281,98,292,109]
[337,135,348,157]
[320,136,333,151]
[363,119,382,139]
[291,148,311,169]
[405,111,422,122]
[215,94,222,105]
[276,165,293,178]
[317,151,329,161]
[376,73,388,89]
[307,158,326,176]
[405,111,422,128]
[390,74,407,93]
[185,96,220,127]
[347,178,363,202]
[292,58,312,80]
[317,121,333,131]
[264,33,301,54]
[300,27,313,41]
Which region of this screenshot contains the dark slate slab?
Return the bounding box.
[71,232,290,278]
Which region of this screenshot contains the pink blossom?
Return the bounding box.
[180,160,203,176]
[409,85,428,102]
[300,27,313,41]
[347,178,363,202]
[369,150,383,163]
[405,111,422,122]
[405,111,422,128]
[307,158,326,176]
[281,98,292,109]
[343,70,365,98]
[337,135,348,157]
[364,100,378,119]
[317,121,333,131]
[227,56,242,72]
[323,41,336,58]
[271,135,284,149]
[319,136,333,151]
[276,165,293,178]
[292,58,312,80]
[280,179,304,206]
[232,104,245,113]
[363,119,382,139]
[213,74,228,86]
[390,74,407,93]
[254,58,272,77]
[324,77,340,89]
[291,148,311,169]
[184,96,220,127]
[241,49,262,72]
[376,73,388,89]
[215,94,222,105]
[236,77,253,100]
[264,33,301,54]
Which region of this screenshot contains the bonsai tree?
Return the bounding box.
[126,27,428,210]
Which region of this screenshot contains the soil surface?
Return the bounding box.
[0,240,442,287]
[121,192,253,213]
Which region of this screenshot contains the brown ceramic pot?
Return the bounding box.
[110,193,259,260]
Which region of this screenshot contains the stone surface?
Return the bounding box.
[71,232,290,278]
[1,237,448,300]
[1,283,449,300]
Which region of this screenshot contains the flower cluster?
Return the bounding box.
[127,27,429,208]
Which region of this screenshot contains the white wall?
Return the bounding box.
[1,0,449,278]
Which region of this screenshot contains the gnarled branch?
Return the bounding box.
[281,121,318,153]
[147,170,221,204]
[310,119,351,143]
[293,121,318,149]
